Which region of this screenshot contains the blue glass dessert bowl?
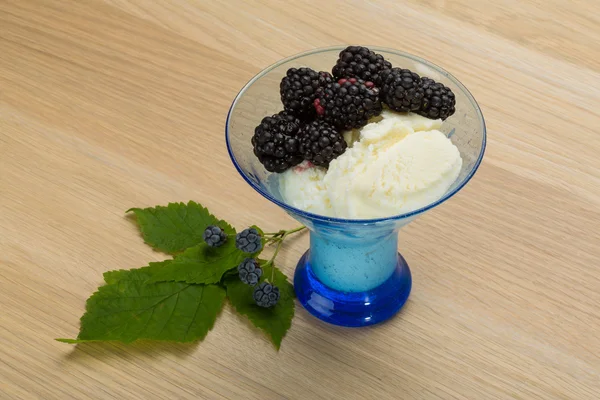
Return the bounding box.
[226,47,486,327]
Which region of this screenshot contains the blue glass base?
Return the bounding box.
[294,250,412,327]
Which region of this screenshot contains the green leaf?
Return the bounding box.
[103,264,163,284]
[250,225,264,236]
[55,338,95,344]
[146,239,260,285]
[225,262,295,350]
[59,269,226,343]
[127,201,233,254]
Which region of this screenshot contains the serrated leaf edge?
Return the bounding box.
[59,273,226,344]
[126,201,232,255]
[226,263,294,350]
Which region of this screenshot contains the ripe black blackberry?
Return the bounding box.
[251,111,303,173]
[380,68,424,113]
[298,121,347,167]
[418,77,456,120]
[203,225,227,247]
[253,282,280,308]
[280,68,333,117]
[235,228,263,253]
[332,46,392,86]
[314,78,382,130]
[238,258,262,286]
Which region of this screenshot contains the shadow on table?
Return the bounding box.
[59,340,199,363]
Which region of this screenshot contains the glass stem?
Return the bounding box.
[309,228,399,292]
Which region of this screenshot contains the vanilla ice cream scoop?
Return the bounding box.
[278,161,333,216]
[279,112,462,219]
[325,129,461,218]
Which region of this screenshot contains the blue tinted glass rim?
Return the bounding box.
[225,45,487,224]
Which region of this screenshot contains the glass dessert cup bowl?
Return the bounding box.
[226,46,486,327]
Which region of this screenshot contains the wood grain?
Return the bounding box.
[1,0,599,399]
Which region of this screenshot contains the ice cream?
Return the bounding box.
[279,111,462,219]
[278,160,330,216]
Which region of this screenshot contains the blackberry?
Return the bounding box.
[332,46,392,86]
[380,68,424,113]
[238,258,262,286]
[235,228,263,253]
[280,68,333,117]
[314,78,382,130]
[418,77,456,120]
[253,282,280,308]
[298,120,347,167]
[251,111,303,173]
[203,225,227,247]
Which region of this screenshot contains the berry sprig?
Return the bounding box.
[204,225,306,308]
[59,201,302,350]
[245,226,304,308]
[248,227,305,307]
[203,226,266,252]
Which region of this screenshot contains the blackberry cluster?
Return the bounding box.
[315,78,382,130]
[235,228,263,253]
[299,121,347,167]
[202,225,227,247]
[280,68,333,117]
[251,111,303,172]
[253,282,280,308]
[251,46,458,174]
[238,258,262,286]
[332,46,392,86]
[380,68,424,113]
[418,77,456,120]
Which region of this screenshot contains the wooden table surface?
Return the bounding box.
[2,0,600,399]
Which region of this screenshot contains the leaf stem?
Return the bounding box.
[261,226,306,282]
[264,236,280,246]
[263,226,305,238]
[263,230,285,236]
[283,226,306,236]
